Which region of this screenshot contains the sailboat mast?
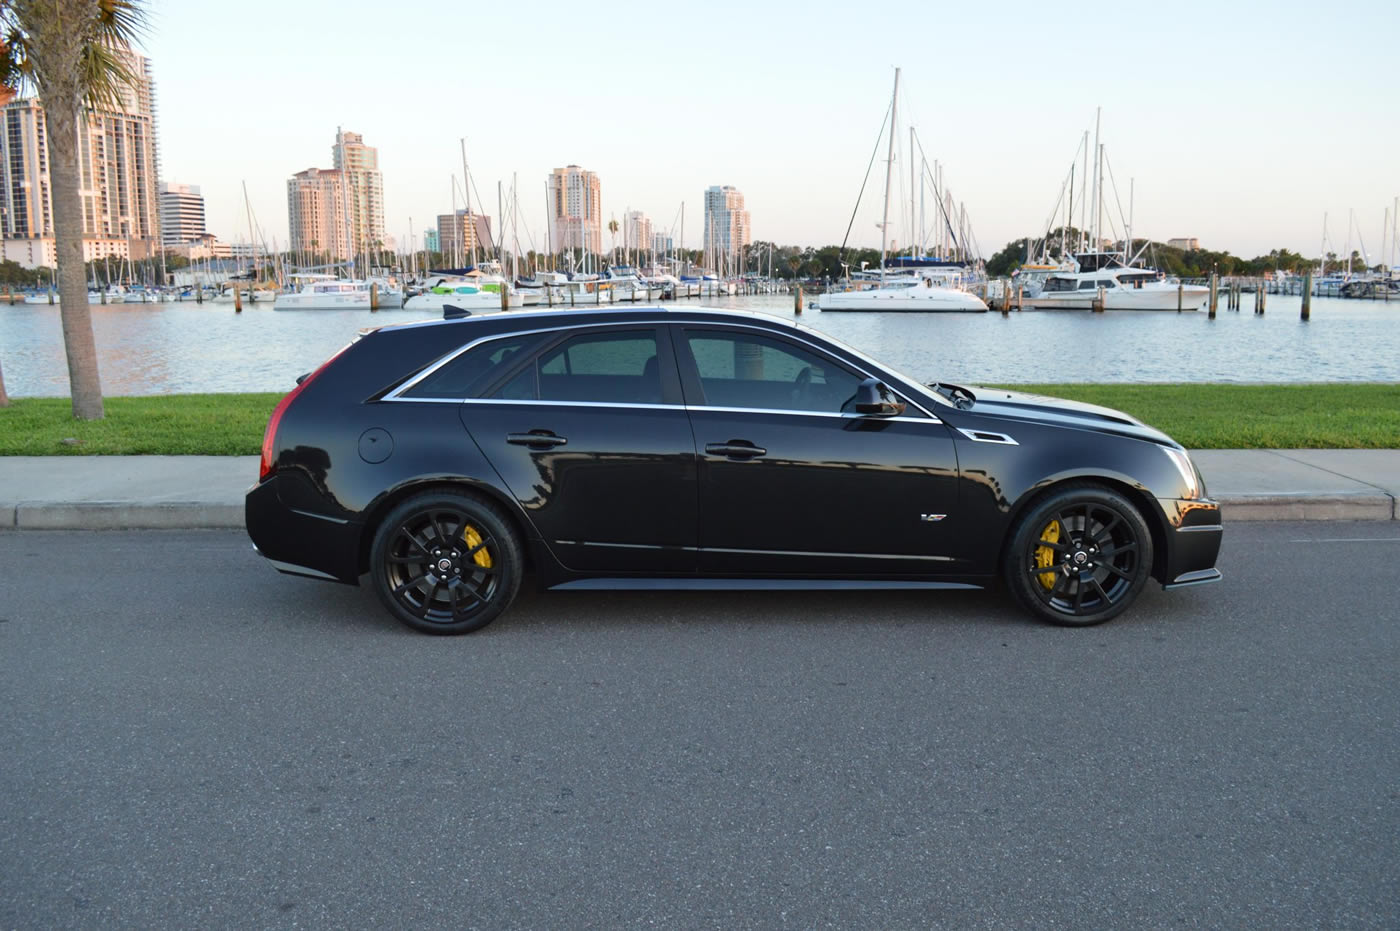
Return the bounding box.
[1091,107,1102,256]
[242,180,258,284]
[909,127,916,258]
[1319,212,1327,277]
[879,67,900,285]
[1079,130,1089,252]
[460,138,477,267]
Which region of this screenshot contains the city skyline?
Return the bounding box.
[140,0,1396,265]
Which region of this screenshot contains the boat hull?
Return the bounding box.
[1026,285,1209,311]
[818,287,987,313]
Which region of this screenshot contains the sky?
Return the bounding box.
[142,0,1398,263]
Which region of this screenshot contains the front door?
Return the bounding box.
[676,325,962,576]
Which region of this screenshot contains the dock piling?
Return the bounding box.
[794,285,803,314]
[1256,283,1266,315]
[499,284,509,313]
[1092,286,1105,313]
[233,285,242,312]
[1208,274,1218,317]
[370,282,379,311]
[1177,282,1183,312]
[1301,272,1312,319]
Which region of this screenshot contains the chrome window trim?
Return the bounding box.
[382,317,941,423]
[678,322,942,422]
[688,405,938,425]
[955,427,1019,446]
[383,322,661,402]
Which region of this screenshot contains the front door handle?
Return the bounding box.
[507,431,568,449]
[705,440,767,459]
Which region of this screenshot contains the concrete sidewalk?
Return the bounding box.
[0,451,1395,530]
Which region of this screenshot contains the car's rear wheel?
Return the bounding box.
[370,491,522,634]
[1004,484,1153,627]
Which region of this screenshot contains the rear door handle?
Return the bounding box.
[705,441,767,459]
[507,431,568,449]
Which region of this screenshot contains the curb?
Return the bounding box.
[2,496,1396,531]
[7,502,245,530]
[1216,494,1396,522]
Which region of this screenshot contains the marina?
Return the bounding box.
[1,292,1396,398]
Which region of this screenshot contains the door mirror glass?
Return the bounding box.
[852,378,905,416]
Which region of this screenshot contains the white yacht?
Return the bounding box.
[274,274,400,311]
[1025,254,1207,310]
[401,272,520,314]
[818,273,988,312]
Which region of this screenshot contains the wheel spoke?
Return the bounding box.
[453,578,487,607]
[1100,541,1138,559]
[1072,574,1087,612]
[1028,563,1062,579]
[400,529,431,558]
[430,514,451,547]
[388,553,425,566]
[1088,576,1114,605]
[1055,515,1077,546]
[420,579,443,617]
[392,574,427,597]
[1100,562,1133,581]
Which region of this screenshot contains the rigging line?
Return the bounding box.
[839,98,894,259]
[1102,150,1129,248]
[910,128,961,252]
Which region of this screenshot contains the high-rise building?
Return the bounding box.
[332,128,386,256]
[287,167,348,260]
[651,231,673,255]
[624,210,652,258]
[158,182,205,246]
[0,45,162,260]
[436,210,492,264]
[423,229,439,253]
[703,185,750,267]
[548,165,601,255]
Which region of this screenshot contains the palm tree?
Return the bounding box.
[607,218,619,264]
[0,0,149,420]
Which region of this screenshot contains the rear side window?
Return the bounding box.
[400,334,542,400]
[488,329,662,404]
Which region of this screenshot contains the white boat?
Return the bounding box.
[274,274,400,311]
[819,274,987,312]
[401,272,520,314]
[1025,255,1208,310]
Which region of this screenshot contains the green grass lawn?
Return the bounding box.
[0,383,1396,454]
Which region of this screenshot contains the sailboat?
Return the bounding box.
[819,68,987,314]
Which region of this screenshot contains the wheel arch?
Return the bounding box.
[999,475,1169,583]
[356,477,537,577]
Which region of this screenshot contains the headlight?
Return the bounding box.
[1161,446,1200,500]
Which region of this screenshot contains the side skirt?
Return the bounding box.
[548,578,985,592]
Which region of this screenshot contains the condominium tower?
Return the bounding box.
[0,45,162,265]
[287,168,349,260]
[436,210,492,265]
[623,210,652,259]
[702,185,750,267]
[548,165,601,255]
[333,128,385,255]
[158,182,205,246]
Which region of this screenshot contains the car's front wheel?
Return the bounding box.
[1004,484,1153,626]
[370,491,522,634]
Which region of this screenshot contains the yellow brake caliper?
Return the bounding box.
[462,525,493,569]
[1034,520,1059,590]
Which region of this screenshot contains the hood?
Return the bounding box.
[949,387,1175,445]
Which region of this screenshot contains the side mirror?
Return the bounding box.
[853,377,906,416]
[443,304,471,319]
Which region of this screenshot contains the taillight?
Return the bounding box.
[259,344,351,481]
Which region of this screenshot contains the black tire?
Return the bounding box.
[1003,483,1154,627]
[369,491,522,634]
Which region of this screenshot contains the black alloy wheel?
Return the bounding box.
[370,491,522,634]
[1004,484,1154,627]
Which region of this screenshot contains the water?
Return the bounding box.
[0,293,1396,396]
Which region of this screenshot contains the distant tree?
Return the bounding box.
[0,0,149,420]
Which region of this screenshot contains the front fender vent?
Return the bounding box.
[956,428,1019,446]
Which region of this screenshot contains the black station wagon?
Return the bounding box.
[247,307,1222,634]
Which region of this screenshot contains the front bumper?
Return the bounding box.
[1157,496,1224,589]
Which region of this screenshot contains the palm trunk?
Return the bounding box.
[45,97,104,420]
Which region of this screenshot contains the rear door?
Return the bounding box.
[460,325,698,573]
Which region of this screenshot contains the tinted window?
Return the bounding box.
[489,329,662,404]
[685,331,863,413]
[402,334,541,400]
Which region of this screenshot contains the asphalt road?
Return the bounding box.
[2,523,1397,929]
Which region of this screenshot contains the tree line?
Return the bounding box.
[984,227,1384,279]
